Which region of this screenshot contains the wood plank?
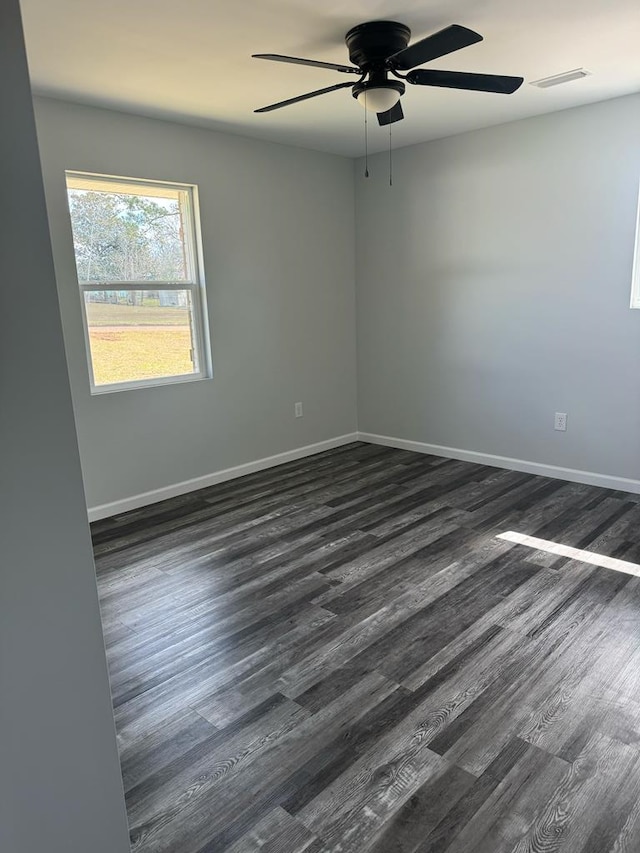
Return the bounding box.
[91,442,640,852]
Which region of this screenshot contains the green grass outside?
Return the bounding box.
[86,301,190,327]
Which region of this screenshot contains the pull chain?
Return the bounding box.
[389,121,393,187]
[364,91,369,178]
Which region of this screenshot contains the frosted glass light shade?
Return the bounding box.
[356,87,401,113]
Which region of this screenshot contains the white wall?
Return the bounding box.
[0,3,130,851]
[356,93,640,484]
[34,97,357,512]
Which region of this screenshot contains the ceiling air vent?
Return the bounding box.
[530,68,591,88]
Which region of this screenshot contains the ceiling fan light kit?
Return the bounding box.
[253,20,524,125]
[354,80,405,113]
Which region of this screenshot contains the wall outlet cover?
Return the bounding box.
[554,412,567,431]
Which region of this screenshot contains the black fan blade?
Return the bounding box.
[252,54,360,74]
[254,81,354,113]
[390,24,483,71]
[377,101,404,126]
[407,68,523,94]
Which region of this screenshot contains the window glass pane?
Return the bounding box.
[84,290,197,386]
[67,184,190,283]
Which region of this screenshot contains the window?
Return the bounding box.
[631,180,640,309]
[65,172,210,392]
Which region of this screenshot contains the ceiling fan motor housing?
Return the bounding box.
[345,21,411,70]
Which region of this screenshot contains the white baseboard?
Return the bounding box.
[88,429,640,521]
[87,432,359,521]
[357,431,640,495]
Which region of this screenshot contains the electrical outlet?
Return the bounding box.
[294,402,303,418]
[554,412,567,432]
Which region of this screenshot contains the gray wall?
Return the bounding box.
[0,2,130,851]
[32,90,640,510]
[34,98,357,511]
[356,93,640,481]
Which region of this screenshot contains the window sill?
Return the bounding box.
[90,371,212,395]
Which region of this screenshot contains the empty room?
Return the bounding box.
[4,0,640,851]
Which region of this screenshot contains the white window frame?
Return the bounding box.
[65,171,211,394]
[630,179,640,309]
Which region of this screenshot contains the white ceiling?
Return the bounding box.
[20,0,640,157]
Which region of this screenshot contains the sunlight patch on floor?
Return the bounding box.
[497,530,640,577]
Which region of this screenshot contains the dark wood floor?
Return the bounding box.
[93,442,640,853]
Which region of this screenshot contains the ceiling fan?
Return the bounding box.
[253,21,524,125]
